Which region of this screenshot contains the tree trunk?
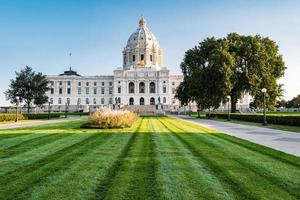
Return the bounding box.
[231,96,238,113]
[27,102,30,113]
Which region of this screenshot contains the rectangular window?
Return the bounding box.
[118,87,121,94]
[163,97,166,103]
[132,55,135,62]
[58,98,62,104]
[86,82,89,86]
[163,86,166,93]
[59,81,62,86]
[78,87,81,95]
[109,82,112,86]
[101,98,104,104]
[50,98,53,104]
[93,88,97,95]
[86,98,89,104]
[150,55,153,61]
[50,81,54,86]
[140,54,144,61]
[59,88,62,94]
[93,98,97,104]
[78,82,81,86]
[86,87,89,95]
[101,88,105,95]
[67,88,71,94]
[94,82,97,86]
[51,88,54,94]
[109,88,113,95]
[109,98,113,104]
[101,82,105,86]
[67,81,71,86]
[172,82,175,86]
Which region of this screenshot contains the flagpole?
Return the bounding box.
[69,52,72,70]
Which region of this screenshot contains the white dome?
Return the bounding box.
[123,16,163,69]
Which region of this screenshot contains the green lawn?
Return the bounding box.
[0,117,299,200]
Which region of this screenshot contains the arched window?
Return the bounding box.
[150,97,155,105]
[139,82,145,93]
[129,82,135,93]
[149,82,155,93]
[129,97,134,105]
[140,97,144,105]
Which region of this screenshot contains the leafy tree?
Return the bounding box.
[287,94,300,108]
[226,33,285,112]
[177,37,233,117]
[5,66,50,113]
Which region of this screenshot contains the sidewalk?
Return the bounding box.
[175,115,300,157]
[0,117,85,130]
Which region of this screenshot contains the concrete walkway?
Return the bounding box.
[0,117,85,130]
[175,115,300,157]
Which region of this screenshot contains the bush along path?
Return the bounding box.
[0,117,299,200]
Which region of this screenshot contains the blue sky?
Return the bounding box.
[0,0,299,105]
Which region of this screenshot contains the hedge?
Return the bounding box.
[23,113,61,120]
[207,113,300,126]
[0,113,61,122]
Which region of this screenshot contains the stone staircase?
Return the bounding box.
[122,105,156,115]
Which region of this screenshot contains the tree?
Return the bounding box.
[226,33,285,112]
[287,94,300,108]
[5,66,50,113]
[177,37,233,117]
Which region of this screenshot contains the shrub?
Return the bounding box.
[23,113,61,119]
[207,113,300,126]
[81,107,138,129]
[0,113,26,122]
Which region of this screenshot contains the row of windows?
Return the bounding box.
[51,81,113,87]
[50,97,168,106]
[128,82,157,93]
[131,54,152,62]
[51,98,113,105]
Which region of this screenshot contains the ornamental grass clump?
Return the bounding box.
[83,107,138,129]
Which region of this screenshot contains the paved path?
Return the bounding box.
[174,115,300,157]
[0,117,85,130]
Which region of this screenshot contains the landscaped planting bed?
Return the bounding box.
[0,117,299,199]
[208,113,300,126]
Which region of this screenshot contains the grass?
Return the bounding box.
[0,117,299,199]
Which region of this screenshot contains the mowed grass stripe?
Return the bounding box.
[0,133,73,159]
[159,118,257,200]
[167,118,300,198]
[0,133,113,199]
[0,133,99,183]
[163,118,298,199]
[94,118,143,199]
[16,133,126,200]
[176,118,300,168]
[152,118,232,199]
[27,133,132,200]
[103,118,160,199]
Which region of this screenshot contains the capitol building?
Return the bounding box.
[45,16,251,113]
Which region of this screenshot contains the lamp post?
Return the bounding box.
[227,95,231,121]
[15,96,20,122]
[298,104,300,112]
[65,101,69,118]
[48,100,51,120]
[261,88,267,125]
